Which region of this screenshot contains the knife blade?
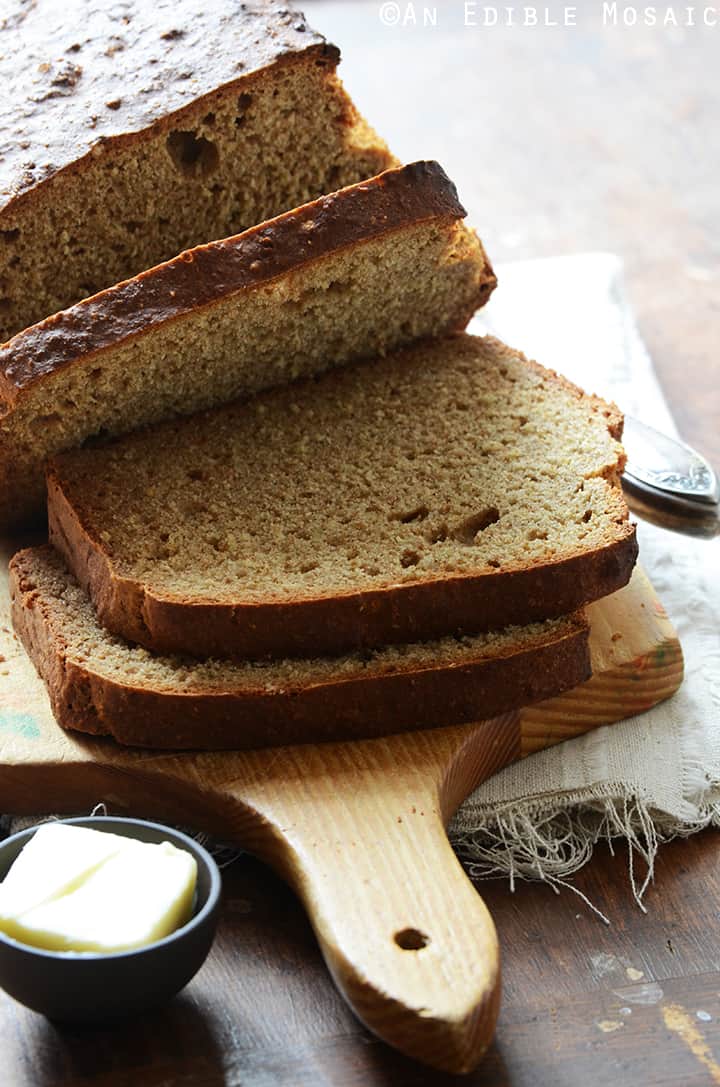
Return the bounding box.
[622,416,719,511]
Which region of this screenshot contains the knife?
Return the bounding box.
[621,416,719,532]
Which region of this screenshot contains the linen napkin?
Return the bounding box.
[449,253,720,919]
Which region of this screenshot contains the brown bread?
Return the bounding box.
[10,546,591,751]
[0,0,395,340]
[0,162,494,523]
[48,334,637,661]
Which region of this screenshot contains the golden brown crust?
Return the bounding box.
[46,333,638,664]
[1,162,486,398]
[0,1,339,215]
[9,546,591,751]
[48,466,635,660]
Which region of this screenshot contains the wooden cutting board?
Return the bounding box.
[0,537,682,1074]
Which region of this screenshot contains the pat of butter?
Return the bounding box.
[0,824,197,953]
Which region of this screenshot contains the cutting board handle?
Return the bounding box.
[232,720,514,1072]
[290,794,500,1073]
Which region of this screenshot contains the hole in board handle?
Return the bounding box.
[394,928,430,951]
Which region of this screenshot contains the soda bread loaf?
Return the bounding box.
[0,161,494,524]
[10,546,591,751]
[48,334,638,661]
[0,0,394,341]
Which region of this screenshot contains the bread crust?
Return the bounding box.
[48,470,635,660]
[10,547,591,751]
[1,162,489,398]
[47,462,637,664]
[0,2,340,216]
[46,331,637,661]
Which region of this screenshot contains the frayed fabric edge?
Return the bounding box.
[450,790,720,926]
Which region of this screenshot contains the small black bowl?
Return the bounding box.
[0,816,221,1023]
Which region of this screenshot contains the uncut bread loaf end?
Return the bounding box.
[0,162,495,524]
[0,0,395,341]
[48,334,638,662]
[10,546,591,751]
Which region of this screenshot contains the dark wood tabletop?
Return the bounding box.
[2,3,719,1084]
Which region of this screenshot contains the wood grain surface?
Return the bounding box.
[0,548,680,1072]
[3,832,711,1087]
[1,2,719,1084]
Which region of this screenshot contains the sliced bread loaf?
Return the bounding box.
[10,546,590,751]
[0,161,494,523]
[0,0,394,341]
[48,334,638,661]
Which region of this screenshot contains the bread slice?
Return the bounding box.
[10,546,591,751]
[48,334,638,661]
[0,161,494,524]
[0,0,395,341]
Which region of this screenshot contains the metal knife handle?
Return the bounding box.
[622,416,719,508]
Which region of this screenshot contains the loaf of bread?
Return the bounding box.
[0,0,395,341]
[48,334,637,661]
[0,161,494,524]
[10,546,590,751]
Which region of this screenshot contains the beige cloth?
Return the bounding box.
[450,254,720,919]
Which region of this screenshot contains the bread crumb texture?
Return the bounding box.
[11,546,584,695]
[51,334,630,604]
[1,203,487,521]
[0,0,394,340]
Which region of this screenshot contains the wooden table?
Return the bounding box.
[2,3,718,1083]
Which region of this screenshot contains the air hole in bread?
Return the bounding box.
[400,549,421,568]
[187,468,206,482]
[583,509,593,522]
[527,529,548,541]
[166,130,220,178]
[1,229,20,244]
[203,111,216,127]
[426,524,448,544]
[37,412,62,428]
[234,93,252,126]
[326,279,352,296]
[397,506,429,524]
[325,164,342,188]
[451,508,500,545]
[299,561,318,574]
